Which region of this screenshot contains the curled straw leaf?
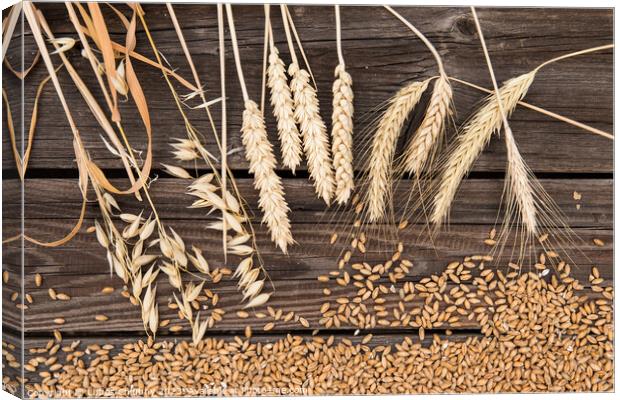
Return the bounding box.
[3,6,41,81]
[48,37,76,54]
[2,66,61,180]
[40,6,152,196]
[87,3,120,122]
[7,2,90,248]
[2,2,21,62]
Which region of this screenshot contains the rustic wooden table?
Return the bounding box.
[2,4,612,395]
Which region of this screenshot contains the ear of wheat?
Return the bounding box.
[503,128,538,235]
[401,74,452,176]
[289,62,335,205]
[267,45,303,173]
[331,63,354,204]
[470,7,539,241]
[241,99,294,253]
[366,79,431,222]
[431,71,536,227]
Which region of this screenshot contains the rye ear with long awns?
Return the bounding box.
[383,6,454,178]
[365,79,430,223]
[431,71,536,227]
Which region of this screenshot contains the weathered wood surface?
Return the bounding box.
[1,261,612,334]
[1,5,613,173]
[1,178,612,334]
[1,178,613,226]
[1,4,613,348]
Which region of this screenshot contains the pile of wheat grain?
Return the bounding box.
[9,253,612,397]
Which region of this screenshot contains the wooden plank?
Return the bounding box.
[2,218,612,279]
[1,178,612,228]
[1,177,612,282]
[2,218,612,335]
[2,265,611,334]
[2,5,613,172]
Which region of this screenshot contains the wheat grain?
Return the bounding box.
[401,75,452,175]
[32,275,42,289]
[241,99,294,253]
[267,46,303,172]
[331,64,354,204]
[16,250,612,396]
[366,79,430,222]
[431,71,536,226]
[289,62,335,204]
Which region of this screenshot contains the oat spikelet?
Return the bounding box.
[241,100,293,253]
[366,79,430,222]
[267,46,302,172]
[331,64,354,204]
[401,75,452,175]
[431,71,536,226]
[289,62,335,204]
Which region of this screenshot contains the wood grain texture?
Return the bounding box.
[2,265,611,334]
[1,5,613,172]
[1,176,613,335]
[1,178,612,227]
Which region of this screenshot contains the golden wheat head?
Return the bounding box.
[331,64,354,204]
[401,75,453,176]
[241,100,294,253]
[267,46,303,173]
[366,79,430,223]
[431,71,536,227]
[289,62,335,205]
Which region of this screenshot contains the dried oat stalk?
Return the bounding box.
[166,4,274,315]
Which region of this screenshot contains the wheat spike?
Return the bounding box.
[241,100,293,253]
[431,71,536,226]
[331,64,354,204]
[401,75,452,175]
[366,79,430,222]
[289,62,335,204]
[504,128,537,235]
[267,46,303,173]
